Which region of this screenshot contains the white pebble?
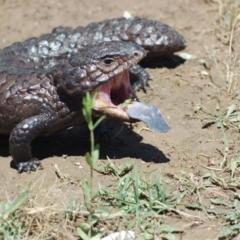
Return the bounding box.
[123,11,133,19]
[200,70,209,76]
[101,231,135,240]
[178,52,197,60]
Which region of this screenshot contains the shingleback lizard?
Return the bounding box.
[0,17,186,173]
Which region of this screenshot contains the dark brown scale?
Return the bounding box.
[1,17,186,69]
[0,17,186,173]
[0,40,146,173]
[0,17,186,91]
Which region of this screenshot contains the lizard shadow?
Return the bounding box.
[140,54,186,69]
[6,121,170,170]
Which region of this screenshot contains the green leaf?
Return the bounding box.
[91,145,100,166]
[218,226,239,240]
[4,190,28,216]
[82,108,88,120]
[159,225,184,233]
[77,226,89,240]
[83,180,91,205]
[90,215,99,226]
[185,203,203,210]
[88,122,94,131]
[142,232,153,240]
[82,92,94,124]
[161,233,179,240]
[85,152,93,167]
[202,172,213,179]
[79,222,91,232]
[93,116,106,129]
[226,104,236,119]
[205,208,224,215]
[90,231,103,239]
[133,168,139,203]
[231,160,237,178]
[210,198,228,206]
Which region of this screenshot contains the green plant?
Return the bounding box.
[0,187,29,239]
[77,92,105,240]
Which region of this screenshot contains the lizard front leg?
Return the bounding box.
[9,115,51,173]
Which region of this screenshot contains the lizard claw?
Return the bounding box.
[130,65,152,92]
[17,158,42,173]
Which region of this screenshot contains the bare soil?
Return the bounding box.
[0,0,240,239]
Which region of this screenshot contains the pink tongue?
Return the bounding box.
[126,101,170,133]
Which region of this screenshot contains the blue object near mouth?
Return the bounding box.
[126,101,171,133]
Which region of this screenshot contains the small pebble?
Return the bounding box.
[200,70,209,76]
[101,231,135,240]
[123,11,133,19]
[178,52,197,60]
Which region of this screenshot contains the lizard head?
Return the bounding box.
[54,41,145,122]
[73,41,146,122]
[54,41,170,132]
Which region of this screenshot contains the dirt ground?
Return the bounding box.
[0,0,240,239]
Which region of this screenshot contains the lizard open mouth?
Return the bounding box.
[92,70,136,122]
[92,70,171,133]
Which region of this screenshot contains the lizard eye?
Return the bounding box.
[103,58,114,65]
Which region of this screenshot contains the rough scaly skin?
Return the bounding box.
[1,17,187,90]
[0,41,146,172]
[0,17,186,172]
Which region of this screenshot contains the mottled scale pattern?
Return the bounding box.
[0,40,146,172]
[74,17,186,55]
[0,17,186,172]
[0,17,186,92]
[1,17,186,70]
